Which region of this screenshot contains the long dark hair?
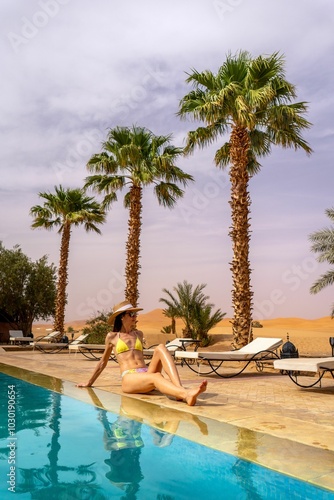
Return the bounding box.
[113,313,124,332]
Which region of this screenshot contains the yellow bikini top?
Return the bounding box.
[115,333,143,355]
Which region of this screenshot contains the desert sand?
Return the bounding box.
[33,309,334,358]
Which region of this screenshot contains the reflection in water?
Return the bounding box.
[1,374,325,500]
[2,376,208,499]
[150,429,174,448]
[99,410,144,500]
[16,389,106,499]
[89,391,208,499]
[47,392,61,485]
[105,392,209,438]
[0,376,55,440]
[28,481,105,500]
[234,427,261,499]
[232,459,263,500]
[237,426,258,463]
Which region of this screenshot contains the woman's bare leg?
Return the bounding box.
[122,372,207,406]
[148,344,183,387]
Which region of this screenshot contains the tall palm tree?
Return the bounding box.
[159,280,225,341]
[309,208,334,317]
[178,51,312,347]
[85,125,193,306]
[30,186,106,334]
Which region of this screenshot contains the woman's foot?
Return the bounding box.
[185,380,207,406]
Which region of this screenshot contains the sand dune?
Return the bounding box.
[33,309,334,357]
[34,309,334,334]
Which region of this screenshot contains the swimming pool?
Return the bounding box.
[1,370,334,499]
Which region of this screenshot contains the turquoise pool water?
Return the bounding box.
[1,372,333,500]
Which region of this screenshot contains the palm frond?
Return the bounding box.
[154,182,184,207]
[310,270,334,294]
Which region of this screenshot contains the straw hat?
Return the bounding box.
[108,300,143,325]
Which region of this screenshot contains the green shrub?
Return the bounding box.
[251,320,263,328]
[81,310,112,344]
[161,325,172,334]
[200,335,213,348]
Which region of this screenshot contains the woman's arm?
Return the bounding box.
[77,334,114,387]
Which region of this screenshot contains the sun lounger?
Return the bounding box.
[33,333,91,354]
[273,357,334,388]
[32,331,61,344]
[143,338,200,358]
[9,330,32,345]
[67,334,90,354]
[32,331,66,353]
[175,337,283,377]
[76,344,116,361]
[33,340,69,353]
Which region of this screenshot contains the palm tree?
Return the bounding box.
[192,303,226,343]
[178,51,312,347]
[309,208,334,317]
[30,186,106,334]
[159,280,225,341]
[162,308,177,335]
[85,125,193,306]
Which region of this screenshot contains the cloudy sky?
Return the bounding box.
[1,0,334,322]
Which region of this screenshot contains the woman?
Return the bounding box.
[77,300,207,406]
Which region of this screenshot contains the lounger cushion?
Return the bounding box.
[274,357,334,373]
[175,337,283,361]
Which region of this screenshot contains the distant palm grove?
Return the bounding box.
[22,50,314,346]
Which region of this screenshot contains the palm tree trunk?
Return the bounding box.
[171,316,176,335]
[47,392,62,485]
[125,185,142,307]
[229,125,253,348]
[54,222,71,334]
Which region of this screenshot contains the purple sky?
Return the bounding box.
[1,0,334,321]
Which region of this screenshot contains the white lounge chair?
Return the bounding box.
[9,330,32,345]
[76,344,116,361]
[32,331,61,344]
[143,338,200,358]
[175,337,283,377]
[68,334,90,354]
[32,331,68,353]
[33,333,89,354]
[274,357,334,388]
